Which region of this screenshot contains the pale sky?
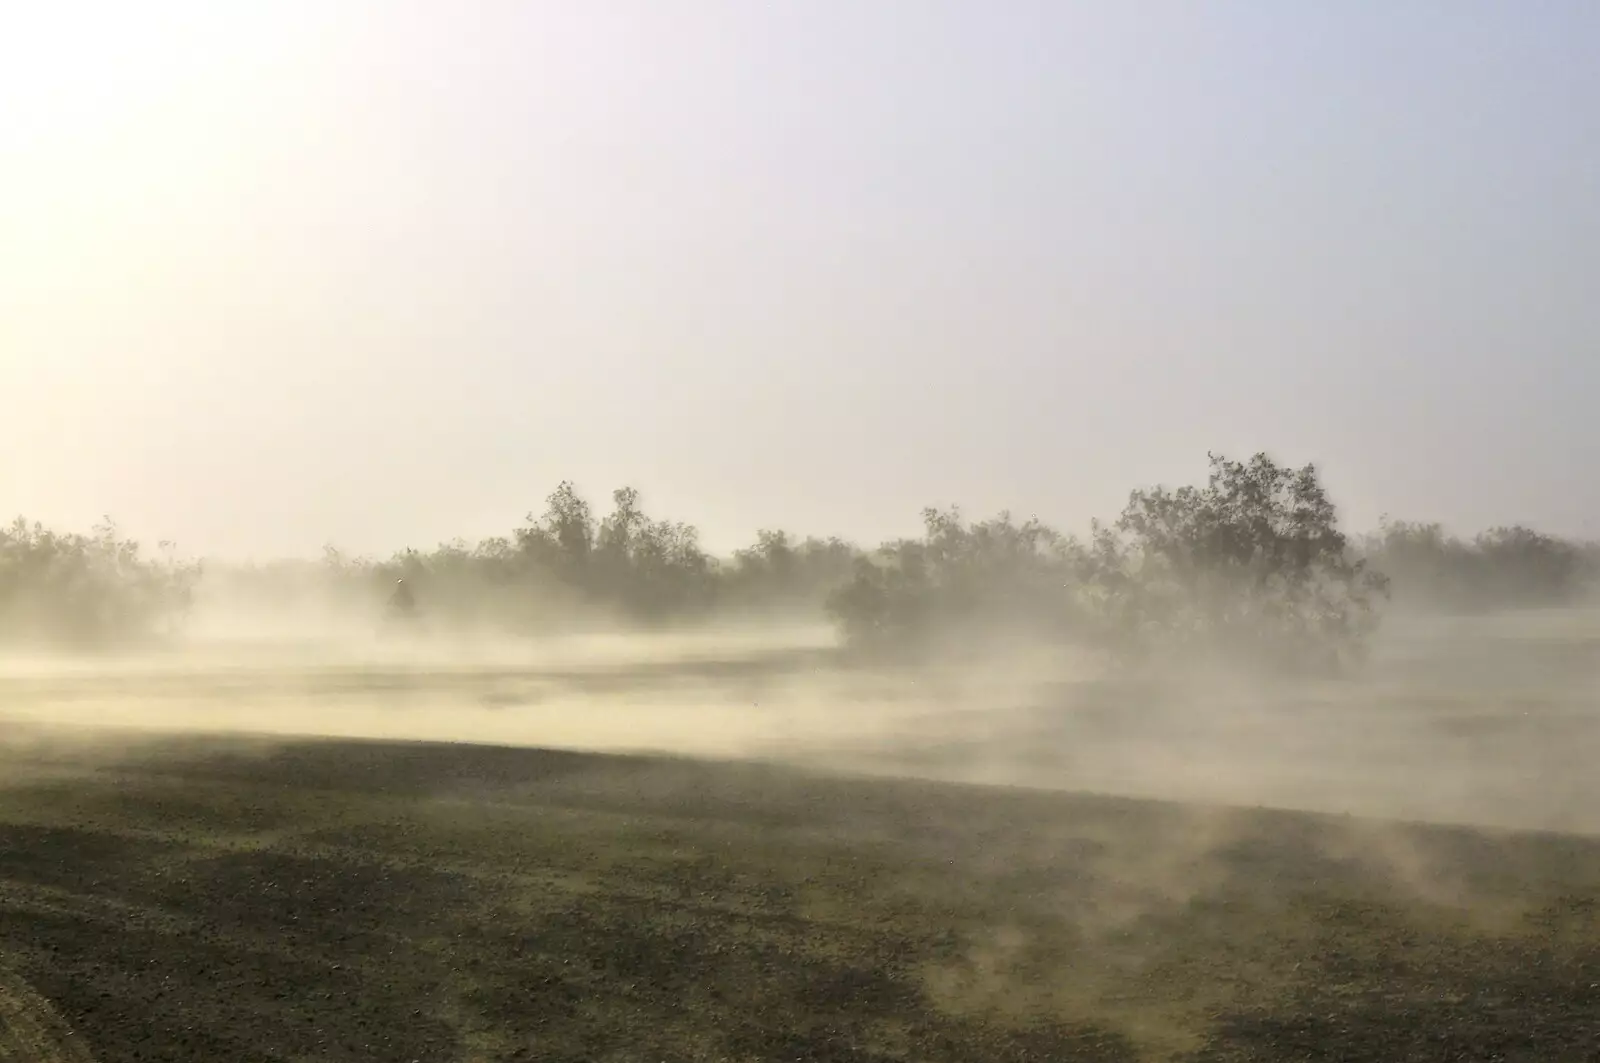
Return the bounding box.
[2,2,1596,560]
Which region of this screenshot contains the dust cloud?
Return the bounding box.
[2,593,1596,838]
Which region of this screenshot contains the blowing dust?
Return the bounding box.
[1,596,1597,837]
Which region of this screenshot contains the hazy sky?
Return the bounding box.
[3,2,1597,559]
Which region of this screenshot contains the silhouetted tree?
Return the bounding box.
[1112,452,1388,670]
[0,516,198,647]
[727,531,860,613]
[825,506,1086,654]
[9,453,1592,654]
[825,452,1390,674]
[1364,518,1592,612]
[517,480,595,581]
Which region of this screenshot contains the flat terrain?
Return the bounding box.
[1,727,1599,1062]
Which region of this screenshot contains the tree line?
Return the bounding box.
[3,453,1596,665]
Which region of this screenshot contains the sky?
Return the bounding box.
[2,1,1597,560]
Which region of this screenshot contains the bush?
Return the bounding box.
[724,531,860,617]
[824,507,1086,654]
[1364,519,1595,612]
[1110,452,1389,672]
[824,452,1390,674]
[7,451,1592,661]
[323,483,724,634]
[0,517,199,648]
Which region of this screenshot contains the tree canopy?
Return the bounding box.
[3,451,1594,666]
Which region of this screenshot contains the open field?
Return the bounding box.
[0,611,1597,1061]
[0,731,1598,1062]
[4,610,1597,833]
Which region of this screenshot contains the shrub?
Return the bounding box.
[0,517,198,648]
[825,452,1390,674]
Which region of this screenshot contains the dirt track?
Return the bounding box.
[1,727,1598,1062]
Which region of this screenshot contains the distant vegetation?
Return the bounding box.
[3,453,1596,667]
[1362,518,1597,613]
[0,517,200,649]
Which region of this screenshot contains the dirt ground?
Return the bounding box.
[0,726,1597,1063]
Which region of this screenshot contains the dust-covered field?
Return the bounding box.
[0,611,1598,1061]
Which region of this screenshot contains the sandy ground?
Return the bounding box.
[2,610,1596,834]
[0,611,1596,1061]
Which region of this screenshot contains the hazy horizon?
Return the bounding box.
[4,2,1597,561]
